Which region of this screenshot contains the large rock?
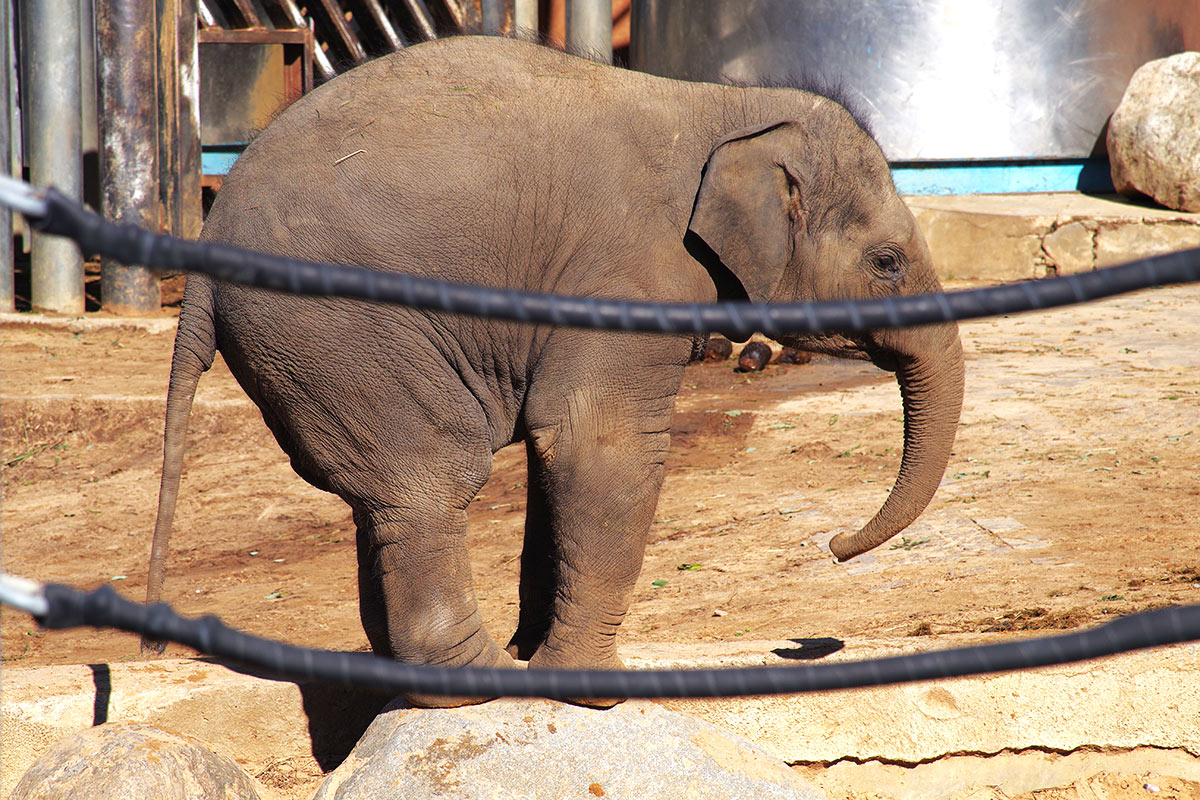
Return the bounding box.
[11,722,265,800]
[314,698,825,799]
[1108,52,1200,212]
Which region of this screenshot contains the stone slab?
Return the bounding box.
[313,698,822,799]
[4,637,1199,799]
[905,192,1200,282]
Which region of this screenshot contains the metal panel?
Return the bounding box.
[630,0,1200,161]
[198,29,313,145]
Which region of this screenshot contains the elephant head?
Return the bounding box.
[686,115,965,562]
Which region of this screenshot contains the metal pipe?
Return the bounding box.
[0,0,12,312]
[513,0,537,38]
[80,0,98,156]
[566,0,611,63]
[400,0,438,41]
[96,0,161,314]
[480,0,505,35]
[22,0,84,314]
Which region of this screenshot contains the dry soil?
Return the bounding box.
[3,286,1199,670]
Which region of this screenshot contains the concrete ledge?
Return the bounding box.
[0,312,178,334]
[906,192,1200,282]
[4,636,1198,798]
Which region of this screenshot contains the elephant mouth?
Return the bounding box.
[779,332,878,366]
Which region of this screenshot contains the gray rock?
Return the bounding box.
[315,698,826,799]
[1108,52,1200,212]
[11,722,265,800]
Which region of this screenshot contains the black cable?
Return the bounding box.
[37,583,1200,699]
[32,188,1200,338]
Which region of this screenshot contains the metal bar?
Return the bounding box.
[439,0,466,30]
[96,0,161,314]
[198,0,229,29]
[513,0,537,38]
[22,0,84,314]
[361,0,406,49]
[481,0,505,34]
[400,0,438,40]
[273,0,336,80]
[566,0,611,63]
[0,0,11,311]
[245,0,277,28]
[316,0,368,63]
[229,0,264,28]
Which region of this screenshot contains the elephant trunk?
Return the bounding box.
[828,331,965,562]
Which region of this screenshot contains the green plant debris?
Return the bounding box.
[651,579,668,588]
[890,537,929,551]
[5,445,49,466]
[676,563,702,571]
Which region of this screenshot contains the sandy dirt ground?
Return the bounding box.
[3,285,1199,668]
[3,284,1200,800]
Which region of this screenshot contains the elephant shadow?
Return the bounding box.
[770,637,845,660]
[213,657,394,771]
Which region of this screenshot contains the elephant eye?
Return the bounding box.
[869,247,906,280]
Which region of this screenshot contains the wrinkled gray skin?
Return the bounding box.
[147,36,964,707]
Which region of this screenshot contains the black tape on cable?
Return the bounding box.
[32,187,1200,338]
[37,583,1200,699]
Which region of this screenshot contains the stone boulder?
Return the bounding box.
[314,698,825,799]
[1108,52,1200,212]
[11,722,265,800]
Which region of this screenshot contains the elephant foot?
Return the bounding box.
[403,643,518,709]
[527,646,627,709]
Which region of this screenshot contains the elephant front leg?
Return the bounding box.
[354,504,515,707]
[519,393,676,706]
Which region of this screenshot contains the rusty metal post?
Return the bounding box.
[178,0,201,240]
[566,0,611,63]
[163,0,202,242]
[96,0,161,313]
[22,0,85,314]
[0,0,13,312]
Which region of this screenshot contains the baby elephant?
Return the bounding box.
[146,36,963,707]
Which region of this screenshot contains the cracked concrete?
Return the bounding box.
[794,746,1200,800]
[906,193,1200,282]
[5,639,1198,799]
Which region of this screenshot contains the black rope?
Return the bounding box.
[32,188,1200,338]
[36,583,1200,699]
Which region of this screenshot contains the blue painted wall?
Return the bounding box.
[204,146,1114,197]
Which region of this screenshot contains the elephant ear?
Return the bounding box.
[686,121,807,303]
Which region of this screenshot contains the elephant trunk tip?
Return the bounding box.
[828,531,869,562]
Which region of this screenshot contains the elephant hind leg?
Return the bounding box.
[354,503,515,708]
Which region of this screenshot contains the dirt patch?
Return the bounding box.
[3,286,1200,670]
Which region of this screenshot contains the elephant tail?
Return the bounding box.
[142,274,217,654]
